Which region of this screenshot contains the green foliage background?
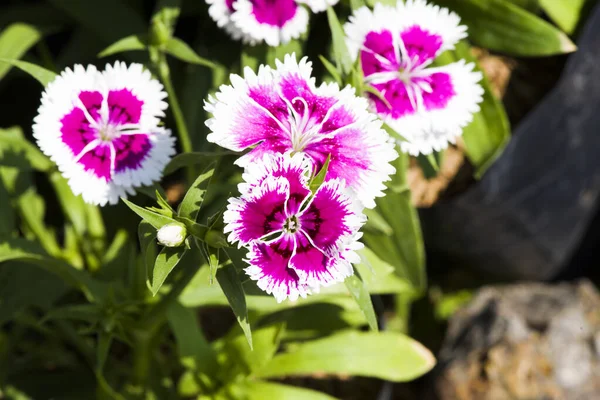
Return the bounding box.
[0,0,590,398]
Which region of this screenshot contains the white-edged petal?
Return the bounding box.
[388,60,484,155]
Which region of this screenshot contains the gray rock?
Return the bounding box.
[428,280,600,400]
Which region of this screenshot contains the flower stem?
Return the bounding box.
[156,52,195,184]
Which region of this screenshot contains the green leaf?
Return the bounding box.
[245,382,339,400]
[326,6,353,75]
[319,55,342,86]
[362,153,426,292]
[437,0,576,56]
[309,154,331,193]
[0,177,14,237]
[344,270,378,331]
[257,331,435,382]
[0,126,53,171]
[363,208,393,235]
[96,331,112,372]
[166,301,218,375]
[539,0,589,34]
[178,161,217,221]
[440,42,510,177]
[217,324,284,379]
[98,34,147,57]
[216,259,252,349]
[122,197,177,229]
[0,23,44,81]
[151,247,187,295]
[138,221,158,293]
[0,238,105,301]
[0,58,56,86]
[0,263,67,325]
[164,37,215,68]
[163,152,230,176]
[48,0,146,44]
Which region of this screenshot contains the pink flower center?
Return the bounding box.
[60,89,152,181]
[360,26,456,119]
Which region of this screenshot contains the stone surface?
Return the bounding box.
[427,280,600,400]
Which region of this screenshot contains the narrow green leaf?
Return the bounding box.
[178,161,217,221]
[309,154,331,193]
[363,208,393,235]
[349,0,367,10]
[0,177,14,237]
[437,0,576,56]
[319,55,343,86]
[362,153,426,291]
[0,238,106,301]
[218,324,284,379]
[96,332,112,372]
[122,197,177,229]
[539,0,589,34]
[216,260,252,349]
[344,270,378,331]
[257,331,435,382]
[326,6,353,75]
[138,221,158,293]
[98,34,147,57]
[0,126,53,171]
[0,58,56,86]
[0,23,44,81]
[245,382,339,400]
[166,301,218,374]
[165,37,215,68]
[151,247,188,295]
[163,152,230,176]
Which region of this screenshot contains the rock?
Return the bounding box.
[420,2,600,280]
[427,280,600,400]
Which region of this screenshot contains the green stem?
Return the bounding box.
[156,52,195,184]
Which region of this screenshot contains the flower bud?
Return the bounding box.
[157,223,187,247]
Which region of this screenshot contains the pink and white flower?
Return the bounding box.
[33,62,175,206]
[205,53,398,209]
[224,153,365,302]
[206,0,339,46]
[344,0,484,155]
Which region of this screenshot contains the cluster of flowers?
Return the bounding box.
[345,0,484,155]
[206,54,398,301]
[206,0,339,46]
[32,0,483,301]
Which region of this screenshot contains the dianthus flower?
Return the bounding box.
[33,62,175,206]
[206,0,339,46]
[205,53,397,209]
[344,0,484,155]
[224,153,365,302]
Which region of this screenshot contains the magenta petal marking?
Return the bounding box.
[400,26,443,69]
[78,143,112,181]
[226,0,236,12]
[248,235,303,295]
[289,232,335,283]
[360,30,398,77]
[235,182,288,243]
[421,72,456,111]
[251,0,298,27]
[107,89,143,125]
[299,182,352,253]
[370,79,415,119]
[278,71,337,127]
[303,130,370,192]
[113,134,153,172]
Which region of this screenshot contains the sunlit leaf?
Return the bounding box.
[98,34,147,57]
[151,246,188,296]
[0,23,44,81]
[178,161,217,221]
[0,58,56,86]
[165,37,215,68]
[257,331,435,382]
